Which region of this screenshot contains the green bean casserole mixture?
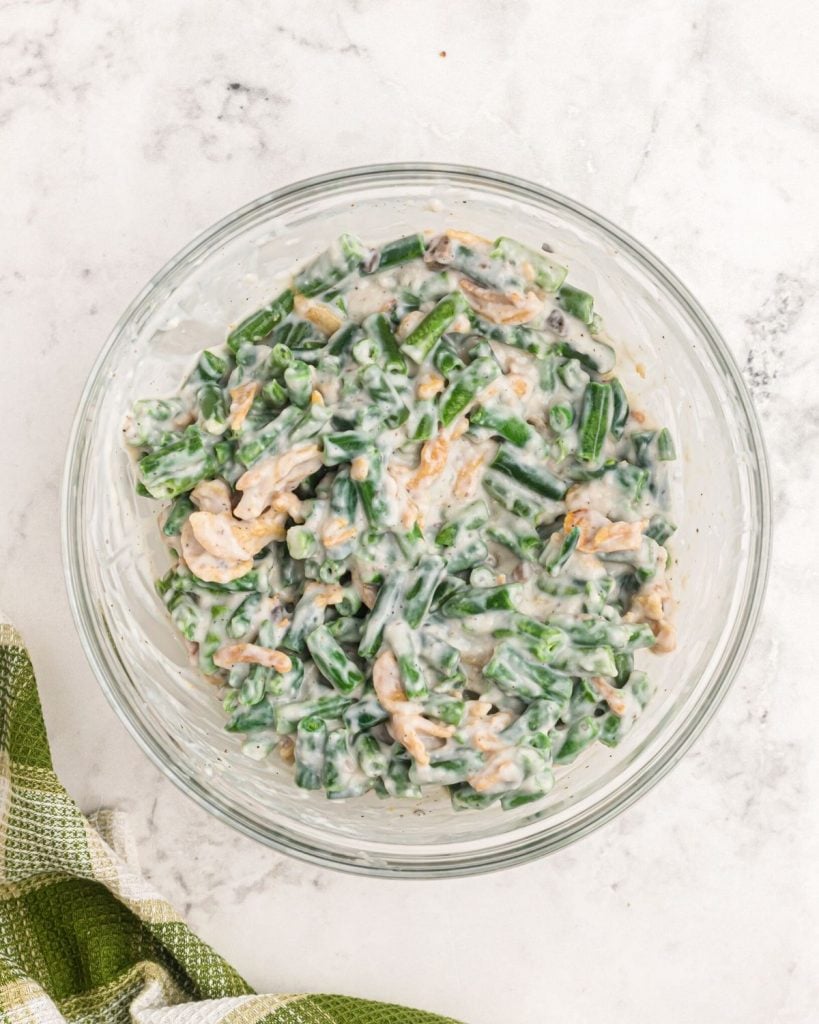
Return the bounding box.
[125,229,678,810]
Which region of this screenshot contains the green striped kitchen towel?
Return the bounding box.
[0,615,461,1024]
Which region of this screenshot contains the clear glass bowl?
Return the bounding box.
[62,164,771,877]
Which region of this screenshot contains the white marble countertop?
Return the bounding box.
[2,2,818,1021]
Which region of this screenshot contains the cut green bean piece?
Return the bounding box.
[540,526,580,576]
[358,574,403,659]
[227,290,294,352]
[296,234,365,297]
[306,625,365,695]
[372,233,425,272]
[354,733,389,778]
[295,716,327,790]
[577,381,613,466]
[557,284,595,325]
[364,312,407,374]
[470,404,536,447]
[441,585,518,618]
[432,339,466,379]
[657,427,677,461]
[492,236,568,292]
[440,357,500,427]
[400,292,468,365]
[404,555,446,629]
[554,716,602,764]
[482,471,542,521]
[387,621,428,699]
[491,443,568,501]
[162,494,195,537]
[138,429,215,500]
[610,377,629,439]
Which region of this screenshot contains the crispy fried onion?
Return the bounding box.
[459,278,543,325]
[372,650,454,767]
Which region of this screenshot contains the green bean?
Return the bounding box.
[236,404,302,467]
[325,617,362,647]
[500,780,553,811]
[440,357,500,427]
[198,383,229,435]
[407,399,437,440]
[227,289,294,352]
[404,555,446,628]
[411,751,484,787]
[271,318,326,351]
[441,585,518,618]
[284,360,314,408]
[283,588,329,653]
[162,494,195,537]
[645,514,676,545]
[435,500,489,547]
[470,404,536,447]
[450,784,498,811]
[577,381,613,466]
[432,339,466,379]
[401,292,468,365]
[447,536,489,573]
[387,620,428,699]
[557,284,594,325]
[138,428,215,500]
[610,377,629,439]
[360,364,409,428]
[491,443,568,501]
[363,313,407,374]
[491,236,567,292]
[261,378,287,409]
[540,526,580,576]
[226,593,263,639]
[354,446,391,528]
[484,642,572,703]
[295,234,365,297]
[272,694,355,734]
[422,694,466,726]
[294,716,327,790]
[657,427,677,461]
[486,524,543,562]
[370,233,425,272]
[323,430,373,466]
[558,336,615,375]
[358,574,403,659]
[380,757,422,799]
[554,716,601,764]
[482,471,542,521]
[167,592,202,643]
[324,728,372,799]
[306,625,365,695]
[354,733,389,778]
[225,701,276,732]
[328,321,365,357]
[343,695,390,734]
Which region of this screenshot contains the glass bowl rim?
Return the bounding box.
[61,161,772,878]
